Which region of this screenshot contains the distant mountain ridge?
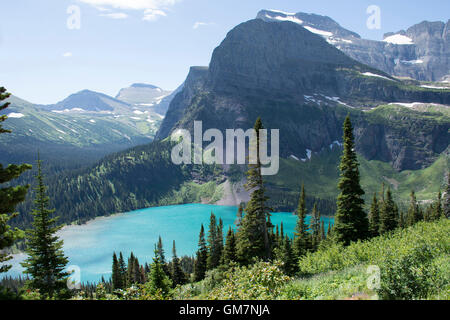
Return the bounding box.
[257,9,450,82]
[38,89,131,112]
[115,83,172,108]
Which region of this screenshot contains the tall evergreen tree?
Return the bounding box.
[444,173,450,218]
[275,235,296,276]
[368,193,380,237]
[216,218,224,263]
[222,227,237,266]
[206,212,221,270]
[406,190,421,226]
[236,117,272,263]
[146,246,172,297]
[193,224,208,281]
[432,191,443,220]
[118,252,127,288]
[21,157,70,299]
[333,116,368,245]
[0,86,32,276]
[379,187,398,234]
[170,240,186,287]
[293,184,310,257]
[156,236,169,276]
[111,252,124,290]
[310,203,321,251]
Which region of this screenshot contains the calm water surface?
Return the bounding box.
[3,204,334,283]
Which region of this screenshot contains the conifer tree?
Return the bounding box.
[127,252,136,285]
[21,157,70,299]
[146,246,172,297]
[310,203,321,250]
[236,203,244,229]
[0,87,32,276]
[156,236,169,276]
[333,115,368,245]
[170,240,186,287]
[216,218,224,263]
[368,193,380,237]
[206,213,220,270]
[193,224,208,281]
[222,227,237,265]
[444,173,450,218]
[406,191,421,226]
[379,187,398,234]
[293,184,310,257]
[118,252,127,288]
[432,191,443,220]
[111,252,123,290]
[236,117,272,264]
[275,235,295,276]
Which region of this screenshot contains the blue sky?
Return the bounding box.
[0,0,448,104]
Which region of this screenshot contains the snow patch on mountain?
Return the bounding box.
[361,72,394,81]
[383,34,414,45]
[7,112,24,118]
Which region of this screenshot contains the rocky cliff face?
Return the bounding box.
[258,10,450,82]
[156,18,450,171]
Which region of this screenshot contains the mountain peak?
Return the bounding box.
[256,9,361,40]
[130,83,159,89]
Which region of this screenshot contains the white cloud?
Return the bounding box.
[142,9,166,21]
[79,0,178,21]
[100,12,128,19]
[63,52,73,58]
[193,22,213,29]
[79,0,177,10]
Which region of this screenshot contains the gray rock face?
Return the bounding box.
[258,10,450,82]
[155,66,209,139]
[156,18,450,171]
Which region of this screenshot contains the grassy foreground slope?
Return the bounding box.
[175,219,449,300]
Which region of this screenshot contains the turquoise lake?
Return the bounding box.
[3,204,334,283]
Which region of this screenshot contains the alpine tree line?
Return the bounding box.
[1,83,449,298]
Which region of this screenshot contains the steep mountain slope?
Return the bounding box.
[156,18,450,171]
[257,10,450,82]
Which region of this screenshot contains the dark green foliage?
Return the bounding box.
[310,203,322,251]
[275,235,296,276]
[406,191,422,226]
[0,87,31,276]
[379,187,399,234]
[222,227,237,265]
[146,246,172,297]
[21,158,70,299]
[333,116,368,245]
[445,173,450,218]
[368,193,380,237]
[170,241,187,287]
[236,117,272,264]
[206,213,221,270]
[293,184,310,257]
[118,253,127,287]
[156,236,170,276]
[193,224,208,281]
[111,252,124,290]
[432,190,443,220]
[378,245,437,300]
